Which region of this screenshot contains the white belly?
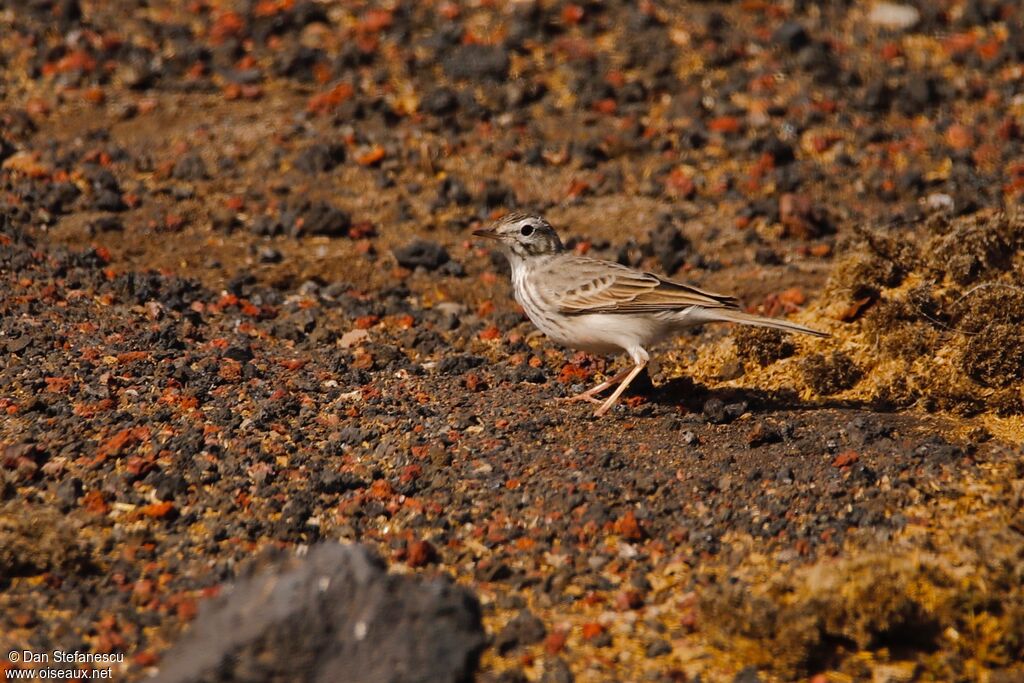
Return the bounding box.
[536,312,662,355]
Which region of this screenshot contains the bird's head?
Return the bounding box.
[472,212,564,259]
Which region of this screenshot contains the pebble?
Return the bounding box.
[495,610,546,654]
[283,200,351,238]
[747,421,784,448]
[422,87,459,116]
[172,153,208,181]
[258,246,283,263]
[55,477,83,511]
[433,302,468,318]
[703,399,748,425]
[541,658,574,683]
[339,329,370,349]
[210,207,239,232]
[867,3,920,31]
[733,666,763,683]
[442,45,510,81]
[88,216,123,233]
[0,138,14,163]
[645,639,672,658]
[393,239,451,270]
[779,193,824,238]
[645,223,690,274]
[772,21,810,52]
[293,143,346,174]
[924,193,955,213]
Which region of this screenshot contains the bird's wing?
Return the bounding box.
[543,257,740,315]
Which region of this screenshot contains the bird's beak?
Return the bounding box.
[472,228,499,240]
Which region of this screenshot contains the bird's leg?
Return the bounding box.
[593,361,647,417]
[557,367,632,404]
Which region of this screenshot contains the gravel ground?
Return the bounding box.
[2,1,1023,681]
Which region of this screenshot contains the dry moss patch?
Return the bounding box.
[699,209,1024,422]
[733,327,796,368]
[0,503,94,581]
[824,210,1024,416]
[699,450,1024,680]
[702,548,1024,679]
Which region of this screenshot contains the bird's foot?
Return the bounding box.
[556,368,632,406]
[592,361,648,418]
[556,392,603,405]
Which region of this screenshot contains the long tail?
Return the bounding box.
[708,309,830,338]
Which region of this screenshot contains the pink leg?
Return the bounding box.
[594,361,647,417]
[556,367,632,404]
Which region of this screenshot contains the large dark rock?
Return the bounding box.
[152,543,485,683]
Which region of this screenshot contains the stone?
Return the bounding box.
[772,21,810,52]
[172,153,208,181]
[393,239,450,270]
[868,3,920,32]
[283,200,351,238]
[495,610,546,654]
[151,543,485,683]
[442,45,510,81]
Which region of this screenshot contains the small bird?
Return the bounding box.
[473,212,828,417]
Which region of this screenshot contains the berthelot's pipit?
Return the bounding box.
[474,212,828,417]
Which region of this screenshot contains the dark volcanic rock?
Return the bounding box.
[423,87,459,116]
[772,21,810,52]
[442,45,510,81]
[172,153,209,181]
[152,543,485,683]
[294,143,346,174]
[88,216,124,233]
[42,182,80,215]
[644,223,690,274]
[0,138,14,163]
[437,354,485,375]
[393,239,450,270]
[55,477,83,511]
[734,666,763,683]
[283,200,351,237]
[495,610,546,654]
[703,398,748,425]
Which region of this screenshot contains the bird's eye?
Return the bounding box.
[520,224,534,237]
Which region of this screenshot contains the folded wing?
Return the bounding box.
[547,258,739,315]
